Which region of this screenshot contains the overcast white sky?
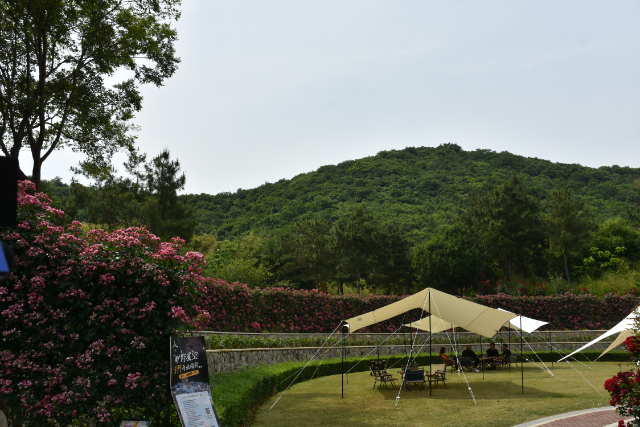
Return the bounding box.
[25,0,640,194]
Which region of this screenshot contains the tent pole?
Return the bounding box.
[429,289,432,397]
[342,323,345,399]
[520,313,524,394]
[481,333,484,380]
[508,323,511,373]
[403,325,407,358]
[550,330,553,368]
[451,323,455,357]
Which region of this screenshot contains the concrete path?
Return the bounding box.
[512,407,632,427]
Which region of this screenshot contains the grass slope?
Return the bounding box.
[184,144,640,241]
[253,362,619,427]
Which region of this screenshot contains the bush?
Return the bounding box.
[605,336,640,427]
[0,181,210,426]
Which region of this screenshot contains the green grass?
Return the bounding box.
[251,362,623,427]
[209,352,627,426]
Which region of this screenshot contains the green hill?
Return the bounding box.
[184,144,640,242]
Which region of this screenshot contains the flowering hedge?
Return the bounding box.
[471,293,640,331]
[0,182,210,426]
[197,282,640,333]
[195,279,412,333]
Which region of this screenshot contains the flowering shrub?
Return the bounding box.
[0,181,208,426]
[605,335,640,427]
[196,281,640,333]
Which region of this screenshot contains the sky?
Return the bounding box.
[22,0,640,194]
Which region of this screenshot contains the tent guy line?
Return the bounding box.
[430,290,477,406]
[269,320,343,411]
[395,290,430,406]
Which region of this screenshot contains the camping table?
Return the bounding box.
[479,357,497,370]
[398,369,441,388]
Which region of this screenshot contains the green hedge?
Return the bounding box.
[208,351,628,427]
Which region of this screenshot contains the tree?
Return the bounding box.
[589,218,640,263]
[144,148,196,241]
[461,176,545,282]
[0,0,181,189]
[412,224,486,295]
[203,234,273,287]
[629,187,640,229]
[369,223,413,295]
[332,207,378,295]
[542,189,593,291]
[292,219,333,290]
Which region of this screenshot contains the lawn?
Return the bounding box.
[252,361,622,427]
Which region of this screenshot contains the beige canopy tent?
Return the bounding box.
[344,287,517,338]
[404,317,449,334]
[598,329,636,360]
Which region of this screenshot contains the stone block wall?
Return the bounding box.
[206,341,619,374]
[197,329,609,342]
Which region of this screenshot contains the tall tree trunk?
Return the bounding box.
[31,154,42,191]
[339,280,344,295]
[356,270,361,296]
[563,248,574,292]
[315,269,319,290]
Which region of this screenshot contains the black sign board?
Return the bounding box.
[170,336,220,427]
[0,157,19,228]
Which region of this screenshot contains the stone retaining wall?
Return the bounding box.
[206,341,620,374]
[197,330,608,341]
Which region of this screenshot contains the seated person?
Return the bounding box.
[461,345,479,368]
[501,345,512,362]
[439,347,453,366]
[485,343,500,370]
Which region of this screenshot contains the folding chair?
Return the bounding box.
[370,363,396,389]
[402,369,426,392]
[429,363,447,388]
[457,357,474,372]
[510,354,519,368]
[494,356,507,370]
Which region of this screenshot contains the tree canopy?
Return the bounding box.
[0,0,181,188]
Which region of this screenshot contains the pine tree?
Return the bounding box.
[144,149,197,242]
[542,189,593,291]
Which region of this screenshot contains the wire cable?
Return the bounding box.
[269,321,343,410]
[430,293,478,406]
[394,290,430,407]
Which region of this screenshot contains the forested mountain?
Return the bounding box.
[40,143,640,294]
[183,144,640,242]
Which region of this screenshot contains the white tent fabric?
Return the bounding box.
[558,306,640,361]
[497,308,549,333]
[344,288,517,338]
